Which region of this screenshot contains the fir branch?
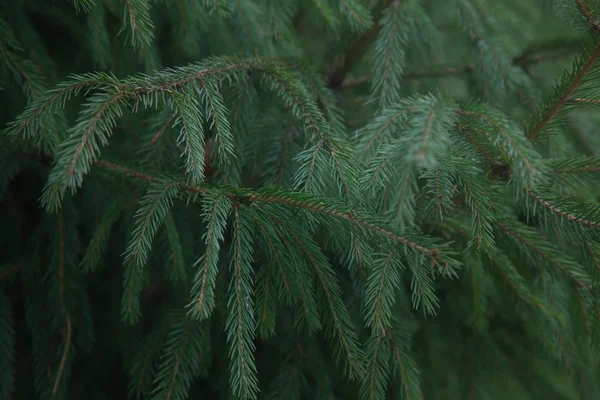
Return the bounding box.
[126,57,255,94]
[187,193,232,320]
[495,220,592,289]
[360,332,391,400]
[169,89,206,184]
[584,240,600,277]
[198,79,234,166]
[6,72,118,140]
[93,160,449,264]
[327,0,391,88]
[128,324,168,400]
[162,213,186,282]
[526,190,600,229]
[486,249,565,324]
[121,181,180,323]
[358,108,411,152]
[549,155,600,174]
[386,324,422,400]
[526,40,600,141]
[121,0,154,48]
[151,313,209,400]
[573,0,600,32]
[459,105,544,188]
[341,39,579,88]
[452,159,496,250]
[0,17,46,100]
[69,0,96,13]
[41,89,128,212]
[254,263,277,339]
[226,206,258,400]
[97,161,448,261]
[370,0,408,109]
[264,362,307,400]
[364,252,403,334]
[202,0,233,17]
[283,222,365,379]
[87,5,111,69]
[66,92,125,178]
[248,191,440,259]
[260,67,358,202]
[338,0,374,33]
[81,202,124,273]
[251,214,291,299]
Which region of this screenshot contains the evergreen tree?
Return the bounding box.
[3,0,600,399]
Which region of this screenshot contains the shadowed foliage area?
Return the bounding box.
[2,0,600,399]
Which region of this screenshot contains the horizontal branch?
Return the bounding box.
[526,190,600,228]
[494,221,592,289]
[94,160,441,260]
[340,40,578,88]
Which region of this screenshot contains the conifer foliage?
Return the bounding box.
[4,0,600,399]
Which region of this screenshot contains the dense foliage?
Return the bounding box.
[2,0,600,399]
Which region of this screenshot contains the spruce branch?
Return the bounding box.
[360,332,391,400]
[80,202,124,273]
[526,190,600,229]
[341,38,579,88]
[6,72,118,140]
[486,249,565,326]
[364,252,402,334]
[385,324,422,400]
[69,0,96,13]
[169,89,206,184]
[151,313,209,400]
[121,181,180,323]
[371,0,408,110]
[459,106,544,188]
[573,0,600,33]
[226,206,259,400]
[280,220,365,379]
[338,0,374,33]
[251,215,291,298]
[198,79,234,166]
[187,193,232,321]
[526,40,600,141]
[327,0,392,88]
[0,17,46,100]
[95,158,448,262]
[121,0,154,48]
[494,220,592,289]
